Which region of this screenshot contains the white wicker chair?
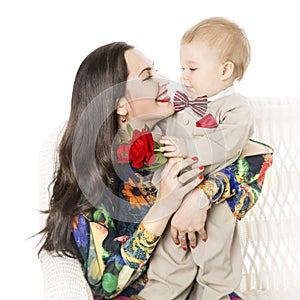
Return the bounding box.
[39,123,94,300]
[237,97,300,299]
[39,98,300,299]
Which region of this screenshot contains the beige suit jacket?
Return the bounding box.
[154,93,254,180]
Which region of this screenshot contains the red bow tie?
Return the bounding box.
[173,91,207,117]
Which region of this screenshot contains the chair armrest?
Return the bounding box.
[40,250,93,300]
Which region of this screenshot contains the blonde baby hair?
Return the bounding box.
[181,17,251,81]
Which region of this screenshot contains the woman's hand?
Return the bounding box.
[158,157,203,206]
[142,157,204,236]
[170,188,209,250]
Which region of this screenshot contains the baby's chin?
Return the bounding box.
[183,88,198,99]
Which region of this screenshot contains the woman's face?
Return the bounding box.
[123,48,175,128]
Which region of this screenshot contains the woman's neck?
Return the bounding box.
[117,121,150,143]
[119,118,153,131]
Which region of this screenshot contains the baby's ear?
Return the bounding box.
[221,61,234,80]
[116,97,128,116]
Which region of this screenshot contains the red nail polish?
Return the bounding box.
[182,247,187,251]
[175,242,179,245]
[199,175,204,180]
[191,245,195,249]
[199,165,204,170]
[192,156,198,161]
[202,238,207,242]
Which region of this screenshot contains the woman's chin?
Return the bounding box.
[160,104,175,118]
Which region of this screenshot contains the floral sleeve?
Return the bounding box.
[72,202,160,299]
[199,142,273,219]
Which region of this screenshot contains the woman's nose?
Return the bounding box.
[159,76,169,87]
[155,73,169,86]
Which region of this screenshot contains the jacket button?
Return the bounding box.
[184,119,189,125]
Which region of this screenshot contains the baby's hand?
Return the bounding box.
[159,136,188,158]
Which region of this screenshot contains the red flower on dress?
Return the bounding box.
[117,143,130,163]
[113,235,131,243]
[257,153,273,186]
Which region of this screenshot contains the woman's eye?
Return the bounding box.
[189,68,197,71]
[143,75,153,81]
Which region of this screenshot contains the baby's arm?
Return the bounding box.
[160,135,188,158]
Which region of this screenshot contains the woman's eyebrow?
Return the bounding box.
[138,67,152,77]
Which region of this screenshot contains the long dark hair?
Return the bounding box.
[38,42,134,258]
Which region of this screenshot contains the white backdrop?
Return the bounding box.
[1,0,299,298]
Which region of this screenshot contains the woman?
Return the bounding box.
[39,42,272,299]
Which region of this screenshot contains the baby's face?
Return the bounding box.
[180,40,227,98]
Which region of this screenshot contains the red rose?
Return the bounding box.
[129,129,155,169]
[117,143,130,163]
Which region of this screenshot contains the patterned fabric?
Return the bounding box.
[72,134,273,299]
[173,90,208,116]
[72,171,159,299]
[199,140,273,219]
[229,291,242,299]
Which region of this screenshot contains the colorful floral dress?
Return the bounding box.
[72,129,273,299]
[200,140,273,219]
